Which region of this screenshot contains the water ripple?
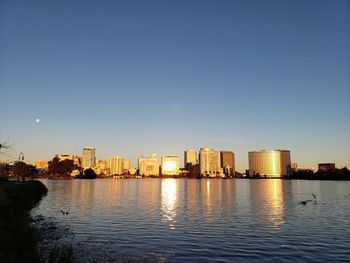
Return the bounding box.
[32,179,350,262]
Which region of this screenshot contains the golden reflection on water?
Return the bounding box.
[74,181,96,217]
[137,179,159,209]
[220,180,236,220]
[204,180,212,217]
[263,179,285,229]
[161,179,178,229]
[200,180,221,222]
[60,179,284,230]
[249,179,285,230]
[184,180,199,220]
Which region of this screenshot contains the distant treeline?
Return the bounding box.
[289,167,350,180]
[0,162,37,181]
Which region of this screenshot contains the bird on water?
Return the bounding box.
[299,193,317,205]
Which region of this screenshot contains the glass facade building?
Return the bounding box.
[161,156,180,176]
[248,150,291,178]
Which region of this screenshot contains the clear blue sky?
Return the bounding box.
[1,0,349,171]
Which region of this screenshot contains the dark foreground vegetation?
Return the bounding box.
[0,180,47,263]
[75,168,97,179]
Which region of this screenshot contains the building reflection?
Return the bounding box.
[269,180,285,228]
[220,179,237,222]
[161,179,178,229]
[72,180,96,217]
[137,179,159,209]
[199,179,222,222]
[249,179,285,229]
[183,179,199,220]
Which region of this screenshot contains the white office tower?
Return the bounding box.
[107,156,124,175]
[199,148,219,177]
[82,147,96,169]
[138,154,159,176]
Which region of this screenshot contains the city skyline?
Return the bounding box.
[0,143,346,173]
[0,0,349,171]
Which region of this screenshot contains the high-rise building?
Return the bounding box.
[248,150,291,178]
[107,156,124,175]
[95,160,108,175]
[138,154,159,176]
[161,156,180,176]
[82,147,96,169]
[199,148,219,177]
[220,151,235,176]
[123,159,131,173]
[184,149,197,169]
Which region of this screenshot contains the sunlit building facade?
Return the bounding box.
[318,163,336,172]
[123,159,131,173]
[199,148,219,177]
[161,156,180,176]
[96,160,107,170]
[107,156,124,175]
[56,153,74,161]
[138,154,159,176]
[55,153,81,166]
[94,160,108,175]
[220,151,235,176]
[82,147,96,169]
[128,168,137,175]
[248,150,291,178]
[184,149,197,169]
[35,160,49,169]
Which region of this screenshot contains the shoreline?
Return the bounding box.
[0,180,48,262]
[37,176,350,181]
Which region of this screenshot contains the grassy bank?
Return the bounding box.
[0,180,48,263]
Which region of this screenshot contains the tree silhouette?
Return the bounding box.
[0,164,10,178]
[83,168,96,179]
[0,136,13,158]
[0,142,11,151]
[13,162,31,181]
[48,157,74,176]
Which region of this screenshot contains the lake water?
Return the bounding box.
[32,179,350,262]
